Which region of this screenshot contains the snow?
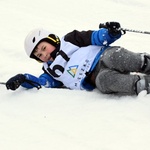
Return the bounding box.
[0,0,150,150]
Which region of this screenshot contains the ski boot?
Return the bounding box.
[136,75,150,94]
[141,53,150,74]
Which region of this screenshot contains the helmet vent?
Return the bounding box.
[32,37,35,43]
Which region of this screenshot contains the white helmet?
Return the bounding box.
[24,28,60,60]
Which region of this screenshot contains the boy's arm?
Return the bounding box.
[91,28,121,46]
[92,22,123,46]
[6,73,63,91]
[22,73,63,89]
[64,21,122,47]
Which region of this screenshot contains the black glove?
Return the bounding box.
[6,74,26,90]
[99,21,123,36]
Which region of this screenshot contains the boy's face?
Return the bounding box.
[33,41,55,62]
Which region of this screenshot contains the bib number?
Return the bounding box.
[47,50,70,78]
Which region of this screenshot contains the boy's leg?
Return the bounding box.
[95,68,140,95]
[93,46,150,95]
[101,46,150,74]
[95,68,150,95]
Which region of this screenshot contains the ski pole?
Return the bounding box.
[121,28,150,35]
[99,23,150,35]
[0,82,6,85]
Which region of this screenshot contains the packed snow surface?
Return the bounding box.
[0,0,150,150]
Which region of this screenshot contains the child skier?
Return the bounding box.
[5,22,150,95]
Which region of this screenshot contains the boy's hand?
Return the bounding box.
[6,74,26,90]
[99,21,123,36]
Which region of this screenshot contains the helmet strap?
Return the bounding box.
[50,47,59,59]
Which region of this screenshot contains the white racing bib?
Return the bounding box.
[43,39,102,89]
